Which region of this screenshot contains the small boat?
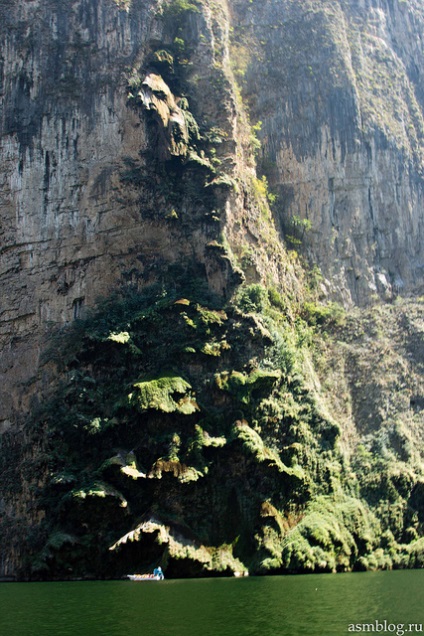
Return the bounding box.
[127,567,164,581]
[127,574,163,581]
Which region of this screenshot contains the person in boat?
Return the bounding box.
[153,566,164,580]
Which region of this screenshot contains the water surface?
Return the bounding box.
[1,570,423,635]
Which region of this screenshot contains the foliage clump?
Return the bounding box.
[21,283,344,578]
[162,0,200,18]
[17,286,424,579]
[130,374,198,414]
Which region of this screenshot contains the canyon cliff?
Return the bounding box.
[231,0,424,304]
[0,0,423,579]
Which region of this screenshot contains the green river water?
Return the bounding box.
[0,570,423,636]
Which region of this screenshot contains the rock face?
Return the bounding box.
[231,0,424,304]
[0,0,294,576]
[0,0,243,428]
[1,0,424,579]
[3,1,424,413]
[0,0,153,425]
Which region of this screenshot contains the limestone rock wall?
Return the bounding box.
[2,0,424,426]
[1,0,157,425]
[0,0,242,428]
[1,0,424,580]
[230,0,424,304]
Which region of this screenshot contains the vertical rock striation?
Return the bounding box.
[0,0,245,428]
[230,0,424,304]
[1,0,157,425]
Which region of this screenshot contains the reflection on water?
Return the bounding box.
[0,570,423,636]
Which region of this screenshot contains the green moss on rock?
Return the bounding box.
[130,374,198,414]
